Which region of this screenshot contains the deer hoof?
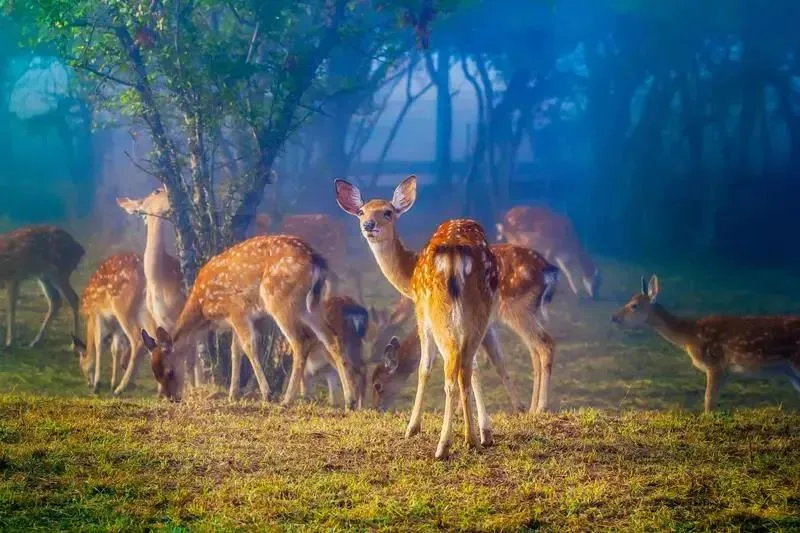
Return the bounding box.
[480,428,494,447]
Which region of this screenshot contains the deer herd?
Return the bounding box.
[1,176,799,458]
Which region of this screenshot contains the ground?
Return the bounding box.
[1,254,799,531]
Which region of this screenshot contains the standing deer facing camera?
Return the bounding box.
[336,175,499,459]
[0,225,84,347]
[497,205,600,299]
[613,275,800,412]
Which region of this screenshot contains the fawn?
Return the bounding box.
[117,186,203,394]
[613,275,800,412]
[294,295,370,407]
[337,175,500,459]
[253,212,363,302]
[370,245,560,413]
[497,205,600,299]
[71,253,155,392]
[297,296,415,407]
[0,225,84,348]
[140,235,361,408]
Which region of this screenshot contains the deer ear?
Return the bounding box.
[383,337,400,374]
[116,197,140,214]
[334,179,364,216]
[391,175,417,215]
[647,275,660,302]
[155,327,173,349]
[640,276,647,295]
[141,329,158,352]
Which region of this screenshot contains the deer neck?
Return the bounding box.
[143,215,170,283]
[647,304,698,352]
[367,235,418,299]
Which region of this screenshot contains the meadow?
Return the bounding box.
[1,252,799,531]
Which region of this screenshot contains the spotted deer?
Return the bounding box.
[371,244,560,413]
[613,275,800,413]
[140,235,360,409]
[295,295,415,407]
[0,225,84,347]
[253,213,363,302]
[70,253,155,392]
[337,175,501,459]
[497,205,600,300]
[116,186,201,393]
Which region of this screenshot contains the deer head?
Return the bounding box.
[612,275,660,326]
[363,298,414,364]
[335,175,417,246]
[71,335,94,388]
[141,327,184,401]
[117,185,171,220]
[371,336,403,411]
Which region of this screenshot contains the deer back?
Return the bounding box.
[0,225,85,279]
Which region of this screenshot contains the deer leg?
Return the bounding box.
[470,355,493,446]
[301,310,356,411]
[110,331,122,390]
[533,331,555,413]
[326,370,340,406]
[555,257,579,296]
[92,318,105,393]
[5,280,19,347]
[51,272,80,340]
[229,336,243,400]
[271,314,310,408]
[406,323,436,439]
[704,368,724,413]
[231,319,270,402]
[436,357,459,460]
[112,309,153,396]
[29,279,62,348]
[482,326,524,412]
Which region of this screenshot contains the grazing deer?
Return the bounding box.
[0,225,84,347]
[294,296,370,407]
[613,275,800,413]
[336,175,500,459]
[70,253,155,392]
[497,205,600,299]
[116,186,201,394]
[140,235,361,409]
[253,212,363,302]
[296,296,415,407]
[370,245,560,413]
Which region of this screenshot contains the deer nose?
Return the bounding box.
[611,315,620,324]
[362,220,376,232]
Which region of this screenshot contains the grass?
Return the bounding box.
[1,253,799,531]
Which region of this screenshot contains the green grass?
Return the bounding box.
[0,254,799,531]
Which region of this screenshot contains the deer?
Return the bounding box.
[496,205,601,300]
[337,175,504,459]
[369,244,560,413]
[0,225,84,348]
[295,296,415,407]
[116,186,202,394]
[612,275,800,413]
[335,180,559,415]
[139,235,362,409]
[253,212,363,302]
[70,253,155,392]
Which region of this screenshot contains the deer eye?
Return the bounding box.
[383,210,393,219]
[357,208,364,216]
[630,304,638,310]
